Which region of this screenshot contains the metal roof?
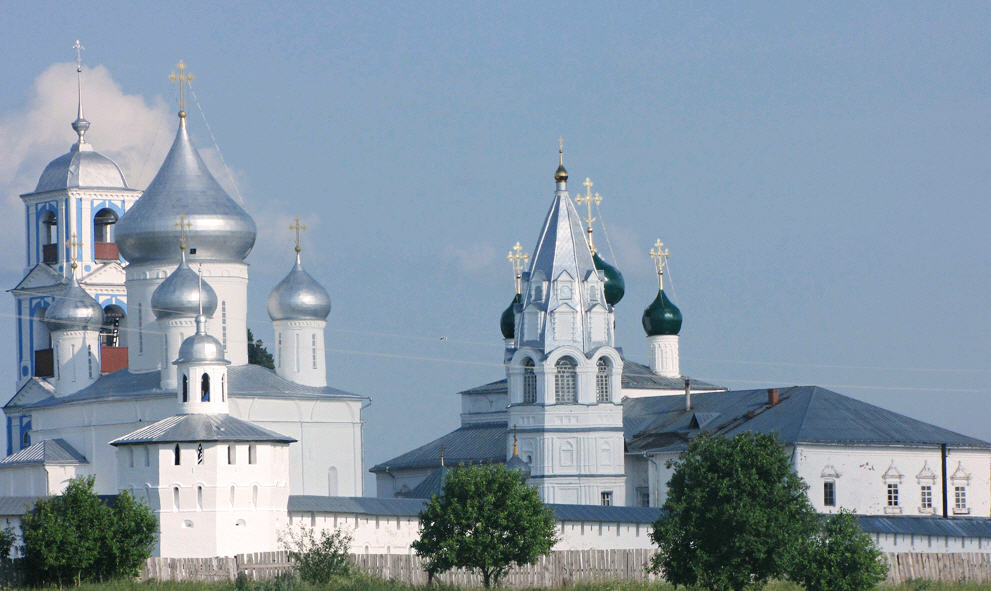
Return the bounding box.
[288,495,660,524]
[626,386,991,453]
[407,466,448,498]
[0,439,87,467]
[6,363,366,411]
[110,413,296,445]
[857,515,991,538]
[369,422,506,473]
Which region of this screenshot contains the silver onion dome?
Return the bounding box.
[43,276,104,332]
[174,315,229,365]
[116,116,256,265]
[151,252,218,319]
[35,141,127,193]
[267,253,331,321]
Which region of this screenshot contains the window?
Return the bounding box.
[887,483,899,507]
[523,359,537,403]
[196,443,204,465]
[554,357,577,403]
[127,447,134,468]
[955,486,967,510]
[823,481,836,507]
[312,334,318,369]
[277,333,282,368]
[921,485,933,510]
[196,485,203,511]
[87,344,93,378]
[601,491,613,506]
[93,208,118,243]
[182,374,188,402]
[221,301,227,351]
[137,304,143,353]
[144,446,150,467]
[637,487,650,507]
[227,445,235,465]
[201,373,210,402]
[221,375,226,401]
[174,444,181,466]
[41,210,57,245]
[173,486,180,511]
[248,444,257,465]
[252,485,259,508]
[595,358,610,402]
[229,485,236,508]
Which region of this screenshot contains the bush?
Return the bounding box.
[280,525,352,584]
[790,509,888,591]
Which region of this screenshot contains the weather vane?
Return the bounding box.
[174,214,192,251]
[290,217,307,254]
[507,242,529,295]
[649,238,670,290]
[169,60,194,117]
[575,177,602,254]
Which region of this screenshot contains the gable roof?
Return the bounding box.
[369,422,506,473]
[110,413,295,445]
[5,363,366,411]
[0,438,87,467]
[626,386,991,453]
[10,264,65,293]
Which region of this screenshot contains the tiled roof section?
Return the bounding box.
[288,495,661,524]
[369,422,506,472]
[110,413,296,445]
[0,439,87,467]
[6,363,366,411]
[458,362,723,397]
[626,386,991,453]
[857,515,991,538]
[406,466,448,499]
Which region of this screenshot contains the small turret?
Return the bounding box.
[175,315,230,414]
[643,239,682,377]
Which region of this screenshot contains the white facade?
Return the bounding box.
[273,319,327,388]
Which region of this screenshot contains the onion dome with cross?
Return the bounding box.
[642,239,682,336]
[267,218,331,322]
[43,235,103,332]
[501,242,529,339]
[151,216,218,320]
[575,177,625,306]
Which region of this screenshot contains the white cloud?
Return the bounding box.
[443,243,498,274]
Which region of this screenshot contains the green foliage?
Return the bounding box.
[790,509,888,591]
[248,329,275,370]
[20,476,157,586]
[279,525,352,584]
[649,432,817,591]
[412,463,557,588]
[0,526,14,563]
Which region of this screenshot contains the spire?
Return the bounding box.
[575,177,602,254]
[169,60,194,121]
[512,426,519,457]
[554,137,568,186]
[71,40,90,145]
[290,216,307,264]
[506,241,529,295]
[650,238,670,290]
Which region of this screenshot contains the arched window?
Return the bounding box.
[101,305,125,347]
[248,444,257,465]
[201,373,210,402]
[93,208,118,243]
[229,485,236,508]
[596,358,610,402]
[173,444,181,466]
[182,375,188,402]
[523,359,537,404]
[172,486,180,511]
[196,485,203,511]
[252,485,259,508]
[554,357,577,403]
[221,375,226,402]
[41,210,58,264]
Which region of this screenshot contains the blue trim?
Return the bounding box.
[18,416,31,450]
[527,473,626,480]
[16,299,22,370]
[75,197,83,263]
[5,416,11,456]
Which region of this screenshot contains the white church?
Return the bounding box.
[2,54,991,559]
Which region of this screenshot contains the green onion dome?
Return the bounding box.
[593,252,625,306]
[642,289,682,336]
[500,293,521,339]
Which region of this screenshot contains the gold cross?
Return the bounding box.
[174,214,192,251]
[290,217,307,253]
[575,177,602,253]
[72,40,84,72]
[169,60,194,117]
[506,241,530,295]
[649,238,670,290]
[67,233,82,271]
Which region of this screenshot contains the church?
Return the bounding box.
[2,53,991,559]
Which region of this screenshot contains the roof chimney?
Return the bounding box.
[767,388,779,406]
[685,378,692,411]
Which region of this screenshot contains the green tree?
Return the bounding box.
[20,476,156,586]
[280,524,352,584]
[413,464,557,588]
[248,328,275,369]
[650,432,816,591]
[790,509,888,591]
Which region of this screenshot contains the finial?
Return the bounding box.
[558,137,564,165]
[197,264,204,318]
[174,214,192,252]
[169,60,194,119]
[575,177,603,254]
[554,137,569,183]
[67,233,82,274]
[649,238,670,290]
[512,426,519,457]
[439,445,445,468]
[290,217,307,257]
[506,241,529,295]
[71,40,90,143]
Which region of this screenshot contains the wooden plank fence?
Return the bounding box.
[141,550,991,586]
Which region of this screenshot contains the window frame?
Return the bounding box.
[823,480,836,507]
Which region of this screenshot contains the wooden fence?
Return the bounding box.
[142,550,991,587]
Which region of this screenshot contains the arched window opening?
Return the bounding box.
[227,445,235,465]
[596,358,610,402]
[182,375,188,402]
[554,358,577,403]
[101,305,126,348]
[196,443,204,465]
[523,359,537,404]
[229,485,236,508]
[196,485,203,510]
[201,373,210,402]
[41,211,58,264]
[173,444,181,466]
[144,446,150,467]
[172,486,180,511]
[93,209,119,261]
[252,485,259,508]
[248,444,257,465]
[221,375,226,402]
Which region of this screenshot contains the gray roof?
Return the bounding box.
[370,422,506,472]
[267,254,332,321]
[0,439,87,467]
[0,494,119,516]
[110,413,296,445]
[5,363,366,411]
[458,361,722,397]
[856,515,991,538]
[626,386,991,453]
[35,143,127,193]
[288,495,661,524]
[406,466,448,499]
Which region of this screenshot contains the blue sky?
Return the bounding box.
[2,2,990,486]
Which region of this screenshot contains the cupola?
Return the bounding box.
[642,288,682,336]
[643,239,682,377]
[152,249,218,320]
[266,253,331,322]
[593,252,625,306]
[43,276,103,332]
[175,315,230,414]
[500,294,520,339]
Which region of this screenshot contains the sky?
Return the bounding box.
[1,2,990,492]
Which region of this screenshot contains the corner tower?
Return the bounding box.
[506,144,625,506]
